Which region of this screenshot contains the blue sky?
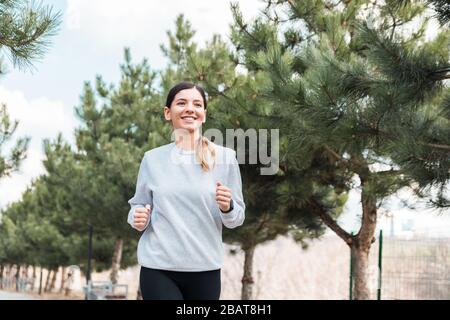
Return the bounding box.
[0,0,449,233]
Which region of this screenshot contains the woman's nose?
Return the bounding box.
[185,102,195,112]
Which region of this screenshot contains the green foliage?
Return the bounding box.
[0,0,61,71]
[236,0,449,209]
[0,104,30,178]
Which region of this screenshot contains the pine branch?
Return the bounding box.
[285,0,319,35]
[427,0,450,26]
[357,21,449,87]
[310,196,353,245]
[254,213,270,235]
[218,89,283,120]
[323,145,366,175]
[429,67,450,81]
[0,1,61,70]
[365,124,450,151]
[231,3,267,50]
[372,169,402,181]
[374,169,399,175]
[420,142,450,151]
[324,145,347,163]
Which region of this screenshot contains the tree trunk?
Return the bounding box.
[59,266,67,293]
[31,265,36,291]
[110,238,123,285]
[15,264,21,292]
[49,267,58,292]
[39,267,43,295]
[0,264,4,289]
[44,269,52,292]
[241,245,256,300]
[351,244,371,300]
[351,183,378,300]
[6,264,12,289]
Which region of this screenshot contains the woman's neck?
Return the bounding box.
[174,132,201,151]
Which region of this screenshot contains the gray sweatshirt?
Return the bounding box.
[127,142,245,272]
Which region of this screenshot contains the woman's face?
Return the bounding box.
[164,88,207,132]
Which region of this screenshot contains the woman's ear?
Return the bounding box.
[203,109,207,123]
[163,106,171,121]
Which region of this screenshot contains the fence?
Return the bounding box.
[350,229,450,300]
[381,235,450,299]
[1,276,34,292]
[0,265,129,299]
[0,266,34,293]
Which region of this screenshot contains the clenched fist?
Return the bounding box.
[216,181,232,212]
[133,204,151,231]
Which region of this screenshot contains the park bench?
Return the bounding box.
[83,281,128,300]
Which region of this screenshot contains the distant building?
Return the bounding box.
[376,208,450,239]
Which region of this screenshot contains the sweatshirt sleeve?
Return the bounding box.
[220,150,245,229]
[127,152,153,230]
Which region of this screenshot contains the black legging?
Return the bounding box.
[139,266,221,300]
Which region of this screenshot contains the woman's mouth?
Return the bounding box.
[181,116,197,123]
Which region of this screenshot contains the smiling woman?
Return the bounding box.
[127,82,246,300]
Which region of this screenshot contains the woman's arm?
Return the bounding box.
[219,150,245,229]
[127,152,153,230]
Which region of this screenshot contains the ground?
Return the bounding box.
[0,288,85,300]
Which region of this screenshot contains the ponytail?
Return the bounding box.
[196,136,216,171]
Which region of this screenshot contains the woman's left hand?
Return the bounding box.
[216,181,232,212]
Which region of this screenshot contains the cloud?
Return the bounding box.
[0,87,75,138]
[64,0,264,63]
[0,148,43,209]
[0,85,77,208]
[65,0,263,37]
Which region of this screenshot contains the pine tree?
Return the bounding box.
[230,0,449,299]
[0,0,61,72]
[0,104,29,179]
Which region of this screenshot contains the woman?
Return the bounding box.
[127,82,245,300]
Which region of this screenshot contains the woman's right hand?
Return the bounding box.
[133,204,151,231]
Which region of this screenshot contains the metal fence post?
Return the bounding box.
[377,229,383,300]
[349,232,353,300]
[86,225,93,300]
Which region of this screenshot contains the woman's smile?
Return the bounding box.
[181,116,197,123]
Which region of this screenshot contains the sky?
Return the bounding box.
[0,0,449,233]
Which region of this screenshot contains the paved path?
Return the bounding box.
[0,290,34,300]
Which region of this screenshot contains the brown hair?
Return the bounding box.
[165,82,216,171]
